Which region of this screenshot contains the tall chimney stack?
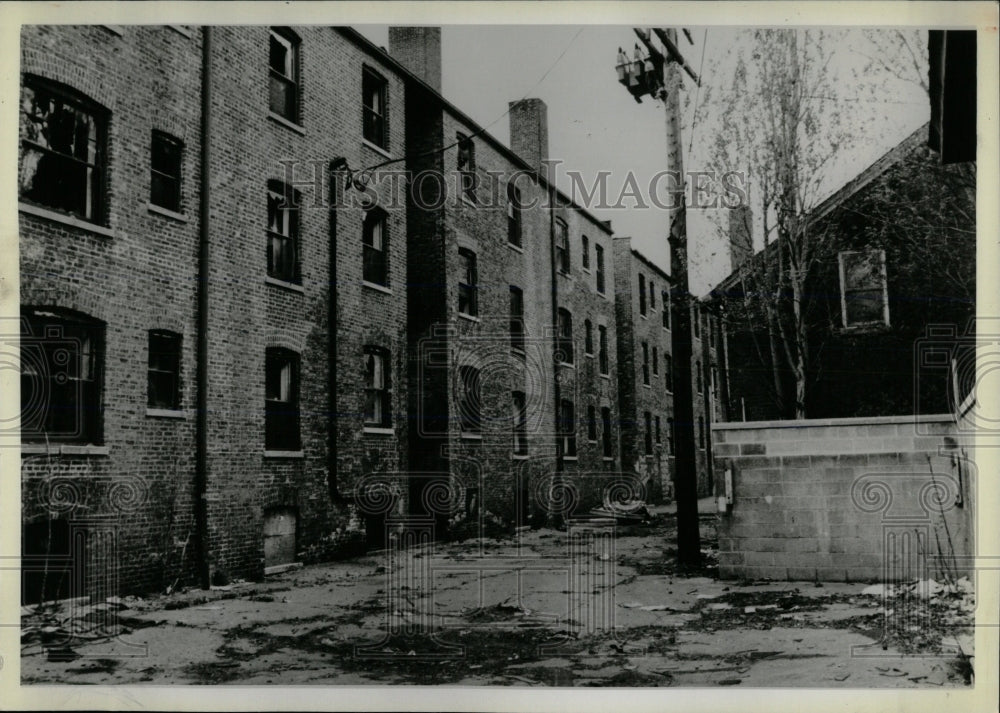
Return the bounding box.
[508,98,550,181]
[388,27,442,93]
[728,204,753,272]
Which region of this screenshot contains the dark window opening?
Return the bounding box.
[364,346,391,428]
[458,248,478,317]
[363,209,388,286]
[601,407,613,457]
[598,325,609,375]
[148,330,181,410]
[362,67,388,149]
[509,286,525,352]
[557,308,574,365]
[265,348,300,450]
[150,131,183,212]
[512,390,527,455]
[267,181,300,284]
[559,399,577,459]
[507,182,522,246]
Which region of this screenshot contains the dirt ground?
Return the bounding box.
[20,506,974,687]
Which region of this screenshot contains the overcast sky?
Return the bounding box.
[355,25,929,295]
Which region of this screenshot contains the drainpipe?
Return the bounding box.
[327,158,350,504]
[547,178,563,524]
[194,25,212,590]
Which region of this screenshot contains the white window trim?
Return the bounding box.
[147,202,189,223]
[838,249,890,329]
[362,138,393,160]
[19,202,114,239]
[457,311,481,323]
[268,111,306,135]
[363,426,395,435]
[265,275,306,294]
[362,280,393,295]
[507,242,524,254]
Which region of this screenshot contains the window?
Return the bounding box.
[638,274,647,316]
[698,416,706,450]
[363,208,388,287]
[644,411,653,455]
[652,346,659,376]
[696,360,703,394]
[507,182,522,247]
[667,417,675,455]
[458,248,478,317]
[362,67,388,149]
[598,325,609,375]
[265,348,300,451]
[267,181,299,284]
[662,291,670,329]
[269,28,299,122]
[21,307,104,443]
[584,319,594,355]
[649,281,656,311]
[595,244,606,294]
[582,235,590,270]
[150,132,183,212]
[664,353,673,392]
[642,342,650,385]
[839,250,889,328]
[457,133,476,203]
[587,404,598,442]
[557,308,574,365]
[558,399,577,458]
[655,415,662,445]
[693,305,701,338]
[512,390,527,455]
[364,347,391,428]
[509,286,525,352]
[148,330,181,410]
[459,365,481,434]
[555,219,570,274]
[601,407,613,457]
[19,76,107,224]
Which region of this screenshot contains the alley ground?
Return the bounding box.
[21,503,974,687]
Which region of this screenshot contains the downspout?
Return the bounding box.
[327,158,350,503]
[194,25,212,590]
[547,177,563,520]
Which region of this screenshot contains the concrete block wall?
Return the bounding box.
[713,415,974,582]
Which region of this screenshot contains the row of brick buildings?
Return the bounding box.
[17,25,720,600]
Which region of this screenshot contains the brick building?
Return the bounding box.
[388,28,623,531]
[612,239,718,501]
[17,25,413,598]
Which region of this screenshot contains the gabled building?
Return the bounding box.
[708,123,976,422]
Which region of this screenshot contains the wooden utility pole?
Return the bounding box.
[619,28,702,566]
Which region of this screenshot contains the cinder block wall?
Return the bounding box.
[712,415,974,582]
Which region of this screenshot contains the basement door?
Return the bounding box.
[263,508,297,568]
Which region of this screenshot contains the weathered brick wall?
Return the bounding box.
[19,26,411,595]
[712,415,974,582]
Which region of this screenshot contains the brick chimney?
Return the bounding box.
[728,204,753,272]
[508,98,549,181]
[388,27,442,93]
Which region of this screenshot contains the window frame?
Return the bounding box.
[20,307,105,444]
[595,244,606,294]
[265,347,301,451]
[362,207,389,287]
[512,390,528,455]
[638,273,647,316]
[147,329,182,411]
[509,285,525,352]
[584,319,594,356]
[362,66,388,150]
[457,132,477,204]
[149,131,183,213]
[559,399,577,459]
[507,182,522,247]
[838,249,890,329]
[662,290,671,329]
[642,341,650,385]
[664,353,673,393]
[266,180,301,285]
[601,407,613,457]
[581,234,590,270]
[644,411,653,455]
[557,307,574,365]
[363,346,392,429]
[458,247,479,317]
[655,415,662,445]
[19,76,108,225]
[555,219,570,275]
[598,324,609,375]
[268,27,300,123]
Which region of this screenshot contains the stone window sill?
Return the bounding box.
[363,426,394,435]
[19,202,114,239]
[264,450,304,459]
[146,408,187,419]
[148,202,189,222]
[460,432,483,441]
[513,453,529,460]
[362,281,393,295]
[266,276,305,294]
[268,112,305,135]
[457,312,481,323]
[22,444,109,456]
[362,139,392,159]
[507,242,524,254]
